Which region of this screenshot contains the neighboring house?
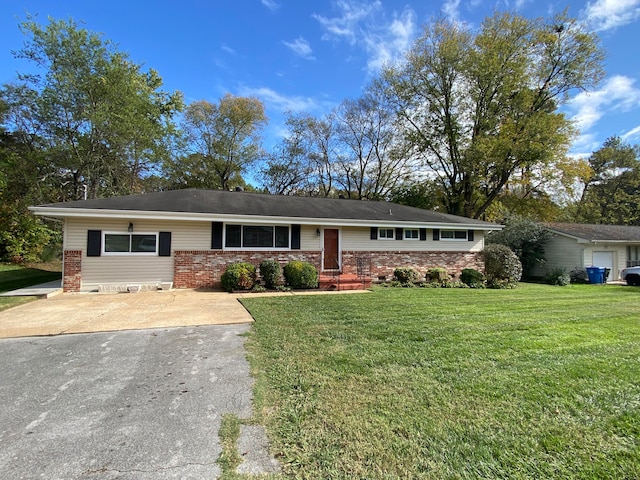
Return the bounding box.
[30,189,502,292]
[537,223,640,281]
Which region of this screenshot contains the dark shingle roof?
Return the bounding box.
[36,189,498,227]
[544,222,640,242]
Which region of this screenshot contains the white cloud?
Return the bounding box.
[584,0,640,31]
[237,86,320,113]
[313,0,382,45]
[313,0,416,74]
[283,37,315,60]
[261,0,280,11]
[221,44,236,55]
[569,75,640,131]
[622,124,640,141]
[568,75,640,153]
[442,0,461,22]
[364,8,416,72]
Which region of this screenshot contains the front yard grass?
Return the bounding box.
[241,284,639,479]
[0,263,62,311]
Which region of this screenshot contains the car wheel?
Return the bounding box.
[626,274,640,286]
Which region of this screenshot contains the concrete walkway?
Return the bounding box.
[0,279,63,298]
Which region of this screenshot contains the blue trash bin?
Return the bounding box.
[586,266,605,284]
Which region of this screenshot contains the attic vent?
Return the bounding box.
[388,208,392,215]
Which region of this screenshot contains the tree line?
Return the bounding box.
[1,12,639,262]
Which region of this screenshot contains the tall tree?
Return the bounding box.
[573,136,640,224]
[3,16,183,200]
[380,10,605,219]
[176,95,267,191]
[333,92,414,200]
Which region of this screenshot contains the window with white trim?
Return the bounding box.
[103,232,158,254]
[440,230,468,240]
[225,225,290,249]
[378,228,395,240]
[404,229,419,240]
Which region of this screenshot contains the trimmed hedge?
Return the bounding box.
[260,259,282,289]
[283,261,318,289]
[393,267,422,284]
[460,268,485,288]
[221,262,256,292]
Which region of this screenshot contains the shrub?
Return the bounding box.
[570,268,588,284]
[259,259,282,289]
[460,268,485,288]
[393,267,422,284]
[485,216,550,280]
[425,267,450,283]
[221,262,256,292]
[547,268,571,286]
[283,261,318,289]
[483,244,522,289]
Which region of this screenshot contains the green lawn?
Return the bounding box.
[0,263,62,311]
[240,284,640,479]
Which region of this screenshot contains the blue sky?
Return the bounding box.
[1,0,639,159]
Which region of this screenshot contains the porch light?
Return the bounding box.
[128,222,134,233]
[316,228,321,236]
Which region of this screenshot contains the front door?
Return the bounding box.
[323,229,340,270]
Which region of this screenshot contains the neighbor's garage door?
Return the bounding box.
[592,251,614,281]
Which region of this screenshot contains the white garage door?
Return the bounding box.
[592,251,614,281]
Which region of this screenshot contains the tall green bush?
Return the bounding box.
[259,259,282,289]
[221,262,256,292]
[483,244,522,289]
[283,261,318,289]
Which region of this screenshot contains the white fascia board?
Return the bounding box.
[29,206,503,231]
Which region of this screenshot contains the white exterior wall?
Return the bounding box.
[65,217,213,287]
[535,233,627,280]
[340,226,484,252]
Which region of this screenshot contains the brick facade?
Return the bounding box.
[342,250,484,279]
[62,250,82,292]
[174,249,484,288]
[174,250,322,289]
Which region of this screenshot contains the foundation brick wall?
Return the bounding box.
[63,250,82,292]
[341,250,484,279]
[174,249,483,288]
[174,250,322,289]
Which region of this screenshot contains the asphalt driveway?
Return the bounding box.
[0,323,278,479]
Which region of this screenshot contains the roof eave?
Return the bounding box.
[30,206,503,231]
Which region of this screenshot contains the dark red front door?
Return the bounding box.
[323,229,339,270]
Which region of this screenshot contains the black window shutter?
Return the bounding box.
[420,228,427,241]
[468,230,475,242]
[159,232,172,256]
[87,230,101,256]
[291,224,301,249]
[211,222,223,249]
[395,228,403,240]
[433,229,440,241]
[370,227,378,240]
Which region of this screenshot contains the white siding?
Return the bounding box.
[534,234,583,277]
[65,217,212,287]
[341,226,485,252]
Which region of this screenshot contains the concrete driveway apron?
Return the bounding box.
[0,290,254,339]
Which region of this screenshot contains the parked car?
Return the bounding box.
[621,266,640,286]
